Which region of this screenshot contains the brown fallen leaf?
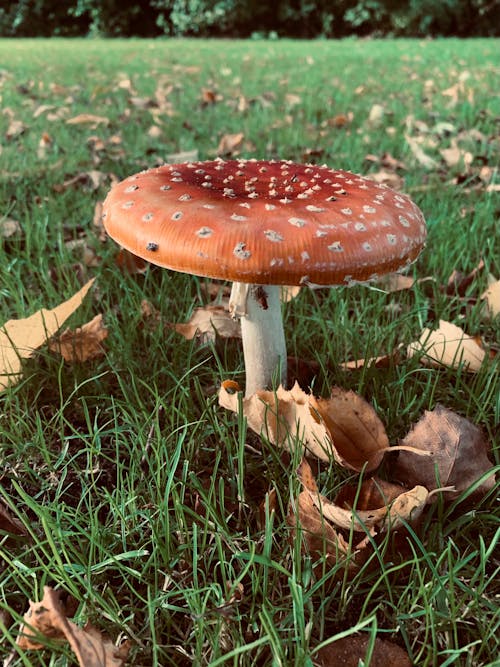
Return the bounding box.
[0,279,95,391]
[16,586,129,666]
[340,350,400,371]
[407,320,487,372]
[53,170,112,193]
[481,277,500,319]
[216,132,244,157]
[313,634,411,667]
[219,383,390,471]
[173,305,241,342]
[298,459,429,532]
[1,218,22,239]
[115,248,148,275]
[0,501,28,537]
[393,404,496,498]
[49,314,108,363]
[290,487,355,572]
[66,113,110,127]
[446,259,485,296]
[5,118,27,141]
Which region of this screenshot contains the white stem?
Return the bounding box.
[229,282,287,396]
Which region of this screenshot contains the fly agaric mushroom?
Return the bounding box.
[102,159,426,396]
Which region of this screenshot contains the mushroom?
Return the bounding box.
[102,159,426,396]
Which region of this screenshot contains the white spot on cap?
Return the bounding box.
[160,184,171,191]
[265,204,277,211]
[122,201,135,209]
[399,216,410,227]
[341,208,352,215]
[146,242,158,251]
[301,251,310,261]
[288,217,306,227]
[387,234,397,245]
[142,213,154,222]
[306,205,326,213]
[172,211,183,221]
[363,242,373,251]
[363,205,376,213]
[328,241,344,252]
[234,242,251,260]
[354,222,367,231]
[197,227,213,238]
[178,194,192,201]
[124,185,139,193]
[264,230,284,242]
[203,204,215,209]
[231,214,247,221]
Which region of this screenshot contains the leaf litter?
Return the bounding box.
[0,279,95,391]
[9,586,129,667]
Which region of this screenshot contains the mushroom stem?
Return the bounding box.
[229,282,287,396]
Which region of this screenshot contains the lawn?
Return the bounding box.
[0,37,499,665]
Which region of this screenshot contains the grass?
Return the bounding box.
[0,37,499,665]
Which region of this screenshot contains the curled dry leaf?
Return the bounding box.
[173,305,241,342]
[49,313,108,363]
[66,113,110,127]
[393,404,496,498]
[313,634,411,667]
[298,459,428,533]
[219,383,389,471]
[407,319,487,372]
[0,279,95,391]
[16,586,129,667]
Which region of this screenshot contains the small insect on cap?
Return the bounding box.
[102,159,427,286]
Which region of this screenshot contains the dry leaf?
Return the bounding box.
[216,132,244,157]
[393,404,496,498]
[219,383,389,471]
[280,285,302,302]
[375,274,415,292]
[405,134,438,169]
[481,277,500,319]
[66,114,110,127]
[1,218,22,238]
[291,488,354,571]
[340,350,399,371]
[440,143,473,169]
[367,104,385,127]
[0,501,28,537]
[165,149,199,164]
[49,314,107,362]
[407,320,487,372]
[313,634,411,667]
[0,279,95,390]
[115,248,148,275]
[5,118,27,140]
[173,305,241,342]
[298,460,428,532]
[16,586,129,666]
[366,169,405,189]
[53,170,111,193]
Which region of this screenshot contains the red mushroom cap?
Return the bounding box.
[102,159,426,286]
